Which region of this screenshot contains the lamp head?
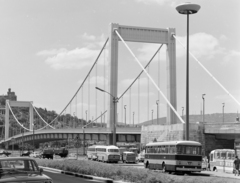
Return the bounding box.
[176,2,201,15]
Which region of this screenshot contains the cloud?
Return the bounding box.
[137,33,222,62]
[89,76,109,86]
[37,34,108,70]
[138,44,166,63]
[223,50,240,63]
[176,32,221,59]
[135,0,168,5]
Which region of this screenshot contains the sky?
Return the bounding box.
[0,0,239,124]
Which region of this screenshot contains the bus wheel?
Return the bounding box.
[162,163,166,173]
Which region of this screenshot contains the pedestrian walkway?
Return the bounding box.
[201,169,240,180]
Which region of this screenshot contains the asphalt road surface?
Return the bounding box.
[43,170,111,183]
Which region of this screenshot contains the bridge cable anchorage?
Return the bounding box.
[118,44,163,100]
[40,37,109,128]
[31,103,55,130]
[173,35,240,107]
[114,29,185,124]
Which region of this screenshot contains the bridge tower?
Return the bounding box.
[5,100,34,140]
[108,23,177,136]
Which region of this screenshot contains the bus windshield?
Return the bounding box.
[108,149,119,153]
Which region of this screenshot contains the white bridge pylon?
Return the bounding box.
[108,23,177,129]
[5,100,34,140]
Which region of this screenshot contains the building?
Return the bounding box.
[0,88,17,115]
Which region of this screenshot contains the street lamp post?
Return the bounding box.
[32,123,35,152]
[133,112,135,126]
[182,107,184,120]
[176,2,201,140]
[222,103,225,123]
[151,110,154,124]
[21,125,24,155]
[82,127,85,155]
[124,105,127,127]
[96,87,118,146]
[202,94,206,123]
[156,100,159,124]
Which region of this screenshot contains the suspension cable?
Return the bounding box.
[118,44,163,100]
[173,35,240,107]
[31,103,55,130]
[33,38,109,128]
[7,102,31,131]
[114,29,185,124]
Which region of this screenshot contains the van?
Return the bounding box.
[122,151,136,163]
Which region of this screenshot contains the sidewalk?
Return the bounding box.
[201,169,240,180]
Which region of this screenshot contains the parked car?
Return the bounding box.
[0,149,11,157]
[136,153,145,163]
[0,157,53,183]
[21,151,31,156]
[29,152,41,158]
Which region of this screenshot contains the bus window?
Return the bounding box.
[186,146,193,154]
[165,146,169,153]
[221,152,226,159]
[169,146,176,154]
[227,152,232,160]
[177,146,185,154]
[210,153,213,161]
[214,151,220,159]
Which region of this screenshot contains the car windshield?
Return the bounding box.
[0,159,39,177]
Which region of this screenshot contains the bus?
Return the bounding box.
[209,149,235,172]
[96,145,120,163]
[86,145,103,160]
[144,141,202,173]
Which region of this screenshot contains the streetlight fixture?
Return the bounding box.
[176,2,201,140]
[156,100,159,124]
[222,103,225,123]
[151,110,154,124]
[124,105,127,127]
[202,94,206,123]
[95,87,118,146]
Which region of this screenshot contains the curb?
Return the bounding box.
[40,166,114,183]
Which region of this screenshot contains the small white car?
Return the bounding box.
[29,152,41,158]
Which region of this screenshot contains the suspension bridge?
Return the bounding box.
[0,23,239,152]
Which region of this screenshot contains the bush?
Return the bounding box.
[36,159,239,183]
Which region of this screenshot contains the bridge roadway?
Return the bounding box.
[1,126,141,147]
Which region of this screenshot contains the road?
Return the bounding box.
[43,170,111,183]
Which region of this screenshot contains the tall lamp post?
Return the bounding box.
[133,112,135,126]
[32,123,35,152]
[151,110,154,124]
[124,105,127,127]
[202,94,206,123]
[176,2,201,140]
[156,100,159,124]
[96,87,118,146]
[222,103,225,123]
[182,107,184,120]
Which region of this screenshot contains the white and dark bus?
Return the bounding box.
[144,141,202,173]
[96,145,120,163]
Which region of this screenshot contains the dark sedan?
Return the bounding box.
[0,157,53,183]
